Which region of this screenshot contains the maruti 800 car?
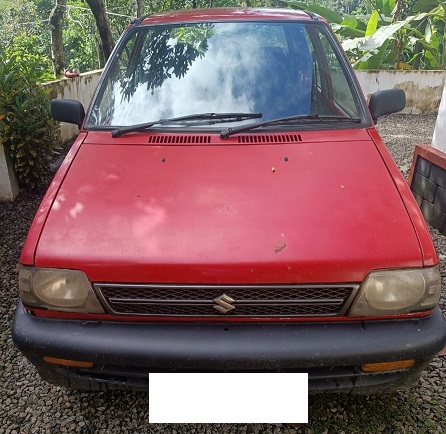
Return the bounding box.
[12,8,446,393]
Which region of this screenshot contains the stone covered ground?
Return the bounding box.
[1,114,446,434]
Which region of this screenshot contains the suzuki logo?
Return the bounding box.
[213,293,236,314]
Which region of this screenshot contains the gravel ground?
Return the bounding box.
[1,113,446,434]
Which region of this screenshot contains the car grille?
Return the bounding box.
[94,284,359,317]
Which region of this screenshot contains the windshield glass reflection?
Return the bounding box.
[88,21,359,128]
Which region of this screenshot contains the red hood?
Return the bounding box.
[34,130,422,284]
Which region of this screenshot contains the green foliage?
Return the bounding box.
[62,0,138,72]
[4,35,54,81]
[0,52,59,189]
[63,1,102,71]
[0,0,52,61]
[283,0,446,70]
[2,0,446,76]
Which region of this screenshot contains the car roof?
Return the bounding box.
[139,7,322,26]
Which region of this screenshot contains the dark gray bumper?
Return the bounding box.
[12,302,446,393]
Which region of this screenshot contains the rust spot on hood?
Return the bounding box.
[274,239,287,254]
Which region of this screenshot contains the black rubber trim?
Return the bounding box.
[13,302,446,370]
[303,10,319,21]
[31,358,426,393]
[131,14,151,26]
[13,303,446,392]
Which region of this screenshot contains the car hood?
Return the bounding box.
[35,131,422,284]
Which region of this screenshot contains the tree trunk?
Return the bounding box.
[136,0,144,17]
[86,0,115,66]
[49,0,67,78]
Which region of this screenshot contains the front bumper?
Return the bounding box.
[12,302,446,393]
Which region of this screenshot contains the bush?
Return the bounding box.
[0,51,58,189]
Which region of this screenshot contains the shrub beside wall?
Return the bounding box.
[0,53,58,189]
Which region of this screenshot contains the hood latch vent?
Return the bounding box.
[147,134,302,144]
[237,134,302,144]
[148,135,211,144]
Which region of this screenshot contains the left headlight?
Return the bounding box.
[349,265,441,317]
[19,266,105,313]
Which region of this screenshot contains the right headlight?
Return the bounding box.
[349,265,441,317]
[19,266,105,313]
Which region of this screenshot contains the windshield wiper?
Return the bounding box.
[111,112,263,138]
[220,114,362,139]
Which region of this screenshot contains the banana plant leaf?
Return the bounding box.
[279,0,343,24]
[412,0,441,13]
[381,0,396,17]
[365,10,379,36]
[360,14,429,51]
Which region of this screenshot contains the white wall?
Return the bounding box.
[2,69,446,202]
[355,70,446,114]
[432,84,446,151]
[44,69,446,140]
[0,141,19,202]
[42,70,103,141]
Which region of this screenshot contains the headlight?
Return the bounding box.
[19,266,105,313]
[349,265,441,317]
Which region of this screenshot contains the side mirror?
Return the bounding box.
[51,99,85,127]
[369,89,406,124]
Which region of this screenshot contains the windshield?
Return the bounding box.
[86,20,364,129]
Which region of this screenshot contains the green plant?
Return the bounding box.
[3,34,54,82]
[0,52,59,189]
[281,0,446,70]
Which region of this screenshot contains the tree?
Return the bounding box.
[3,0,446,73]
[136,0,144,17]
[0,0,51,55]
[85,0,115,66]
[49,0,67,77]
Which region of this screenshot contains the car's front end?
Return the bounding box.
[12,8,446,393]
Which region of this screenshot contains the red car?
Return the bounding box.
[13,8,446,393]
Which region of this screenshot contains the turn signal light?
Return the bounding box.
[361,360,414,373]
[43,356,94,368]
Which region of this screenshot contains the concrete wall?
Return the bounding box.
[41,70,103,141]
[433,84,446,151]
[0,141,19,202]
[355,70,446,114]
[2,68,446,202]
[409,77,446,230]
[409,145,446,234]
[44,70,446,138]
[0,121,19,202]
